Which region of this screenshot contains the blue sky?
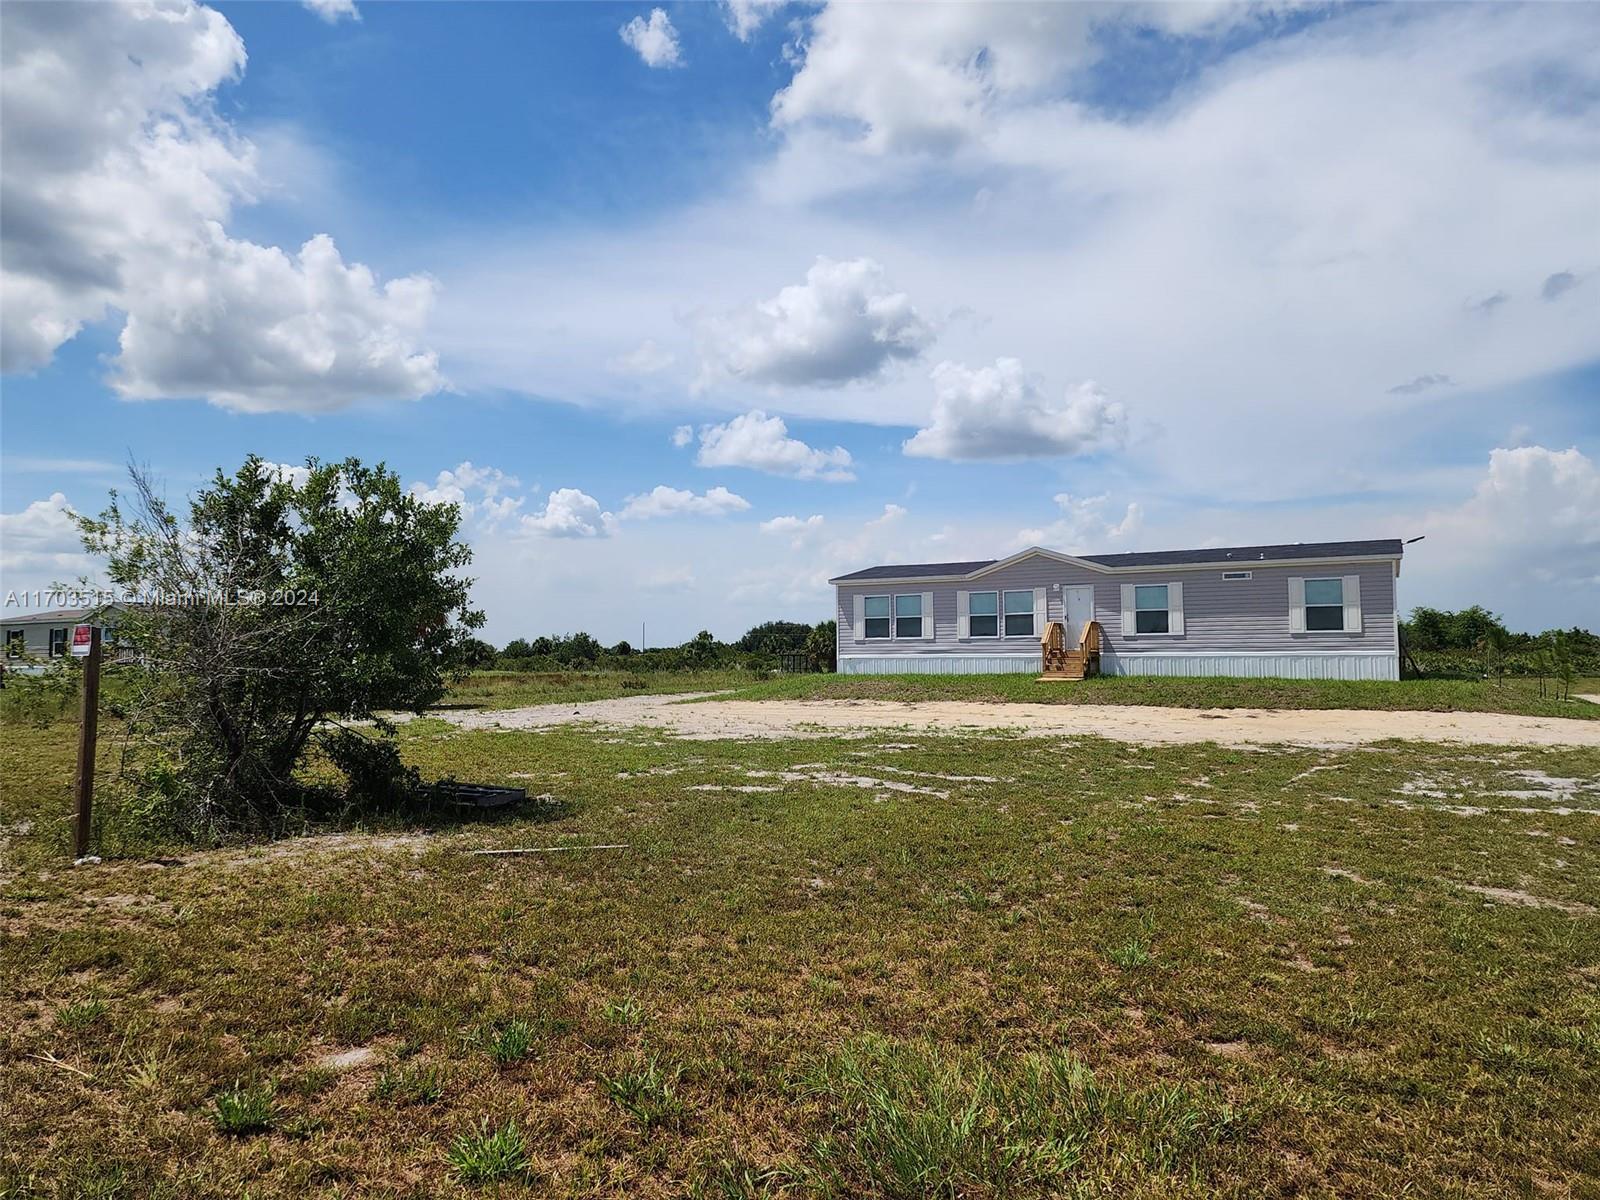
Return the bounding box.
[2,0,1597,642]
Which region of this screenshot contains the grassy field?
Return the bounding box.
[441,670,757,711]
[713,672,1600,719]
[4,707,1599,1198]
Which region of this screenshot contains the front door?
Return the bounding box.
[1064,586,1095,637]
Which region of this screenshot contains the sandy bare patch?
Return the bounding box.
[194,833,431,872]
[404,693,1600,748]
[1453,883,1596,916]
[317,1046,380,1071]
[1321,866,1376,885]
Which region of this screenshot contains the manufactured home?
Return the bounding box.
[830,539,1404,680]
[0,606,130,674]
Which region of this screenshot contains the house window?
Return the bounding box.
[1003,590,1035,637]
[1304,578,1345,631]
[5,630,22,659]
[969,591,998,637]
[894,593,924,639]
[863,595,892,640]
[1221,571,1252,580]
[48,627,68,657]
[1134,585,1170,634]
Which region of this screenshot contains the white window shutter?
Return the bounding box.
[957,591,970,640]
[852,594,865,642]
[1168,581,1185,636]
[1033,587,1046,636]
[1120,584,1136,636]
[1288,577,1306,633]
[922,591,935,640]
[1343,574,1362,633]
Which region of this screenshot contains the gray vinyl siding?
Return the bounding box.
[1,622,68,660]
[836,557,1399,670]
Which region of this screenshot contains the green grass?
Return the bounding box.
[372,1062,446,1106]
[488,1019,537,1066]
[441,669,756,711]
[4,712,1599,1195]
[209,1082,277,1136]
[446,1119,534,1185]
[711,671,1600,719]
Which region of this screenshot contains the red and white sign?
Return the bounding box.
[70,624,95,657]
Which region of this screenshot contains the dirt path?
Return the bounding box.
[414,693,1600,749]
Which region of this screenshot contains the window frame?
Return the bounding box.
[1220,570,1252,581]
[1002,589,1036,639]
[862,594,892,641]
[893,593,925,640]
[4,630,23,659]
[967,590,999,639]
[1133,584,1172,636]
[48,627,68,658]
[1303,577,1346,633]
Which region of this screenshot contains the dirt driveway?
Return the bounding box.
[418,693,1600,749]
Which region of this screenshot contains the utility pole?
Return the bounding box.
[71,624,102,860]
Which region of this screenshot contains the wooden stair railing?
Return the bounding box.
[1039,619,1102,681]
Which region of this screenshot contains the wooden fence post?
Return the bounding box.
[73,626,102,860]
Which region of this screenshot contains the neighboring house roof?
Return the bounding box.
[830,539,1404,584]
[0,605,125,626]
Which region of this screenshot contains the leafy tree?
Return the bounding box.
[736,620,812,656]
[461,637,499,669]
[611,640,634,657]
[682,630,721,669]
[804,620,837,672]
[502,638,534,659]
[78,456,483,838]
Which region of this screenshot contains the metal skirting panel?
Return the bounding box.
[1104,653,1400,681]
[838,654,1041,675]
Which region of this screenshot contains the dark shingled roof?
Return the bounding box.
[831,559,997,582]
[1080,539,1405,568]
[830,539,1403,583]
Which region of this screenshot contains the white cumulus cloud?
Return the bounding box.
[760,513,825,536]
[112,233,443,413]
[695,410,855,481]
[0,493,92,579]
[696,257,933,389]
[904,359,1127,461]
[1014,493,1144,553]
[772,2,1277,154]
[723,0,786,41]
[620,9,683,68]
[0,0,443,411]
[302,0,359,23]
[619,485,751,520]
[410,462,523,527]
[519,488,617,539]
[671,424,695,448]
[1425,446,1600,575]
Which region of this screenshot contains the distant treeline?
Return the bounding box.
[1400,606,1598,680]
[464,620,837,673]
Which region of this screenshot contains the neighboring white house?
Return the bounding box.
[831,539,1405,680]
[1,606,132,674]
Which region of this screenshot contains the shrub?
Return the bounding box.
[76,456,483,840]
